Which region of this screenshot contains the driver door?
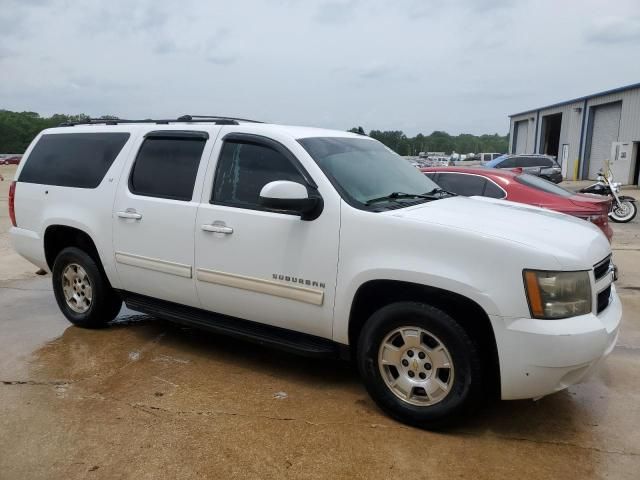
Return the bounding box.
[194,132,340,339]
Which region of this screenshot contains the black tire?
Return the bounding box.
[609,200,637,223]
[357,302,482,429]
[52,247,122,328]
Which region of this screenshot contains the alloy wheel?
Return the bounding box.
[378,326,455,406]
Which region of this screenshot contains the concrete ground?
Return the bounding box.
[1,164,639,479]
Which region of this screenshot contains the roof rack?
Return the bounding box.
[59,114,264,127]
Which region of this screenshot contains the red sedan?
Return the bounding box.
[421,167,613,241]
[0,155,22,165]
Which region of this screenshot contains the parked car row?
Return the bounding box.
[422,167,613,241]
[410,153,563,184]
[0,155,22,165]
[452,152,503,166]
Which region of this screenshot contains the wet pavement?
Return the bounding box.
[1,167,640,478]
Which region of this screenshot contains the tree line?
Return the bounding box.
[0,110,509,155]
[349,127,509,156]
[0,110,94,153]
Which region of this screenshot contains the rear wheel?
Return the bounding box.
[52,247,122,328]
[357,302,482,429]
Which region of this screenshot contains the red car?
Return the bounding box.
[0,155,22,165]
[421,167,613,241]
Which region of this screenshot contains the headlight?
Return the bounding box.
[523,270,592,319]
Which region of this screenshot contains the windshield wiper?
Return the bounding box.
[365,191,438,205]
[424,187,458,197]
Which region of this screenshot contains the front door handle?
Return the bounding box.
[117,209,142,220]
[201,224,233,234]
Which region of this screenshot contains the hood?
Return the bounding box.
[388,196,610,269]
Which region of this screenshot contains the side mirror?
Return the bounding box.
[259,181,323,221]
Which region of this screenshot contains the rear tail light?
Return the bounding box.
[8,181,16,227]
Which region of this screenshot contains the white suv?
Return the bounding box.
[8,116,621,428]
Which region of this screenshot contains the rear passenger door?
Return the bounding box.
[112,129,218,307]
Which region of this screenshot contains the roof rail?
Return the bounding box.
[179,115,263,123]
[59,115,263,127]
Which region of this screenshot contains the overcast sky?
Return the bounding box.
[1,0,639,135]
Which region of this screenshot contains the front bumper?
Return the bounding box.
[494,284,622,400]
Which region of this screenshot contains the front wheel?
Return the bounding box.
[610,200,637,223]
[52,247,122,328]
[357,302,482,429]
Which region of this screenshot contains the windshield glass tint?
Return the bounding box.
[298,137,438,206]
[516,173,574,197]
[484,155,507,167]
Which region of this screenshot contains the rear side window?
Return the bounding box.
[519,157,539,167]
[435,173,487,196]
[516,173,573,197]
[212,140,306,210]
[129,135,206,201]
[483,179,506,198]
[19,132,129,188]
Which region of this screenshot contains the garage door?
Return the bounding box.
[514,120,529,154]
[587,102,621,179]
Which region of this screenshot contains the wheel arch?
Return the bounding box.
[348,279,501,398]
[43,225,113,286]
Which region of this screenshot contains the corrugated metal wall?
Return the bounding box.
[509,86,640,182]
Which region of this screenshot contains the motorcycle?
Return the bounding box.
[579,168,637,223]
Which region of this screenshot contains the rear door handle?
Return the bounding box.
[117,209,142,220]
[201,224,233,234]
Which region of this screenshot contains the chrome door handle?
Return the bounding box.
[201,224,233,234]
[117,210,142,220]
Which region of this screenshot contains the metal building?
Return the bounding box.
[508,82,640,184]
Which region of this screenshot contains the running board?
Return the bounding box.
[120,292,347,359]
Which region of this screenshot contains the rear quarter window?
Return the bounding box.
[19,132,130,188]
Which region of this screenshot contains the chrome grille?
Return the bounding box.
[594,255,612,281]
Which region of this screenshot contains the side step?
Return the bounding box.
[120,292,346,359]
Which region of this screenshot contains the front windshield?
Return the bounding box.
[516,173,574,197]
[298,136,439,208]
[484,155,508,167]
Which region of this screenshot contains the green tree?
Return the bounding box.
[0,110,90,152]
[362,127,508,156]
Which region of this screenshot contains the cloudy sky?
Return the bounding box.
[1,0,639,135]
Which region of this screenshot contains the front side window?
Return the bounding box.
[129,135,206,201]
[212,140,306,210]
[299,137,439,208]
